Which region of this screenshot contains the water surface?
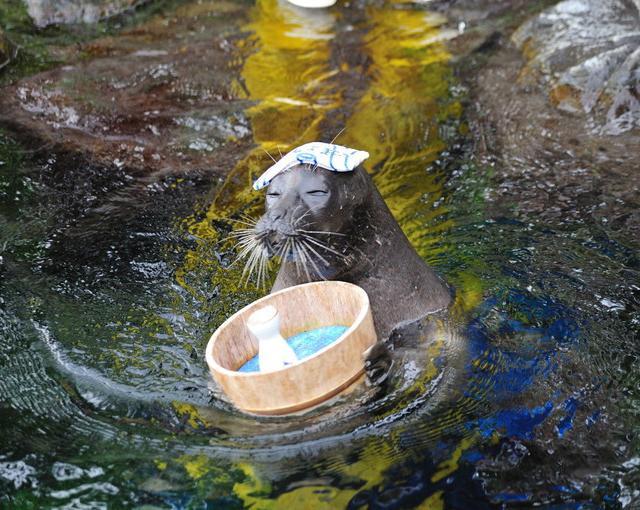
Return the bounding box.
[0,0,639,508]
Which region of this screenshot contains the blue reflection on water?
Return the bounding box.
[464,291,582,438]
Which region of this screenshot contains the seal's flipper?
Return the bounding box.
[363,342,393,387]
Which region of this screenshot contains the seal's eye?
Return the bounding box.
[267,192,281,197]
[307,190,328,196]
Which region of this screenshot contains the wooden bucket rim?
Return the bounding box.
[205,280,370,378]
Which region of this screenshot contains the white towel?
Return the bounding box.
[253,142,369,191]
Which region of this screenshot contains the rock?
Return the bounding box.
[429,0,541,24]
[0,1,257,272]
[458,0,640,243]
[512,0,640,134]
[0,2,252,181]
[24,0,147,27]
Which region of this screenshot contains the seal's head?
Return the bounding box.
[233,141,371,285]
[255,163,368,258]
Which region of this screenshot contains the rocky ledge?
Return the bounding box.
[462,0,640,243]
[0,2,252,184]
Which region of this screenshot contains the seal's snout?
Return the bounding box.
[255,212,297,257]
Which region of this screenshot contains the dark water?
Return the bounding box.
[1,1,639,508]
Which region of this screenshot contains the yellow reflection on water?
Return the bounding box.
[195,0,339,221]
[340,6,458,262]
[176,0,340,303]
[177,0,460,300]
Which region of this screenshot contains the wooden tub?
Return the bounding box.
[205,281,377,415]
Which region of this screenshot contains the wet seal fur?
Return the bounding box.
[251,163,452,359]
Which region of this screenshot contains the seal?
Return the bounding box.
[237,162,452,342]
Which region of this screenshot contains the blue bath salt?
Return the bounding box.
[237,325,349,373]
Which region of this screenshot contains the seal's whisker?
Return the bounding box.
[230,238,254,249]
[263,248,272,286]
[243,241,265,288]
[298,229,347,237]
[234,247,252,263]
[232,215,259,231]
[226,225,255,237]
[245,246,265,286]
[228,227,257,235]
[227,231,257,242]
[255,260,263,288]
[237,246,260,262]
[300,239,331,266]
[236,243,258,262]
[293,207,314,226]
[299,235,347,258]
[261,147,277,164]
[279,237,292,261]
[300,240,327,279]
[299,232,339,246]
[295,241,309,274]
[228,232,255,240]
[229,218,257,228]
[300,242,324,280]
[224,235,246,247]
[262,246,271,282]
[292,204,323,226]
[275,239,286,261]
[235,236,259,253]
[294,239,311,281]
[244,239,264,271]
[257,247,269,289]
[233,228,268,246]
[238,212,259,224]
[294,242,312,282]
[230,214,257,224]
[230,237,258,250]
[238,255,255,284]
[229,236,260,268]
[291,239,302,278]
[329,126,346,145]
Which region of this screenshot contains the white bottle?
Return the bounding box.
[247,305,298,372]
[286,0,337,7]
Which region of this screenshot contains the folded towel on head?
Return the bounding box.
[253,142,369,191]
